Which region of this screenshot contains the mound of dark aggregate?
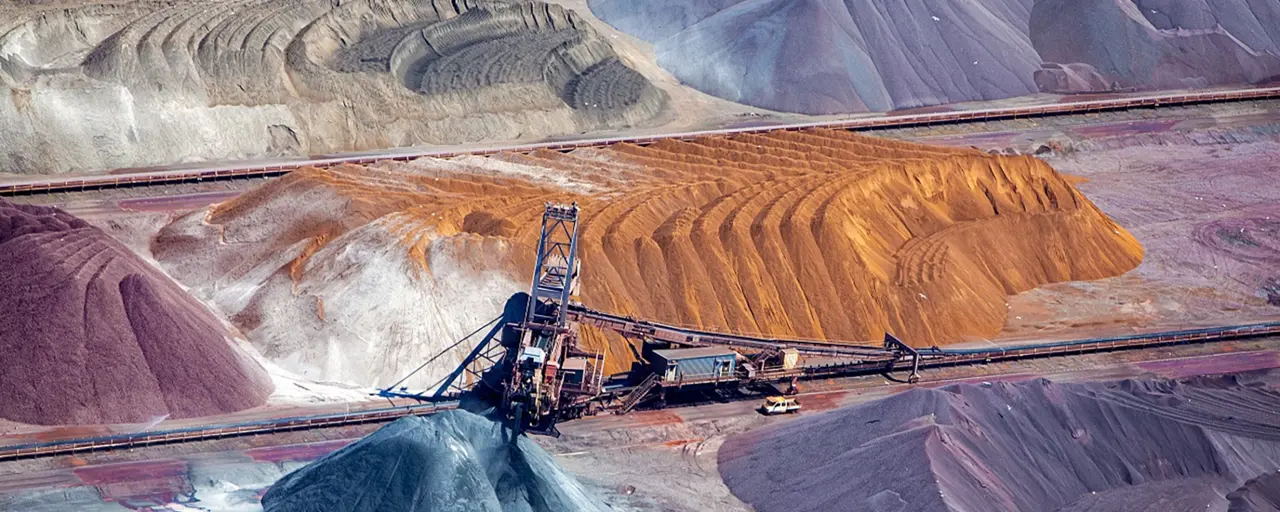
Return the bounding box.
[720,375,1280,512]
[262,411,607,512]
[0,200,271,425]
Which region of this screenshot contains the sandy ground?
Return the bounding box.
[999,140,1280,337]
[13,100,1274,348]
[142,128,1138,396]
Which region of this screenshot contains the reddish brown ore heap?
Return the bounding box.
[0,200,271,426]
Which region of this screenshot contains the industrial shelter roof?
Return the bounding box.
[651,347,738,360]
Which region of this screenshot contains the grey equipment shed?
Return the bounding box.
[650,347,738,384]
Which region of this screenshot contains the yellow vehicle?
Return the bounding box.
[760,396,801,415]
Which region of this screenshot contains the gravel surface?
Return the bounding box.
[591,0,1280,114]
[1034,0,1280,92]
[1001,137,1280,339]
[1229,471,1280,512]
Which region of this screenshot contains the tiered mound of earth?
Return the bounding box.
[0,0,665,174]
[153,130,1141,389]
[0,200,271,425]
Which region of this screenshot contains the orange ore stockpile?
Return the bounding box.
[157,129,1142,376]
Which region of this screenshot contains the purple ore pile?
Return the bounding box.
[263,411,607,512]
[720,375,1280,512]
[1032,0,1280,92]
[589,0,1040,115]
[0,200,271,426]
[592,0,1280,113]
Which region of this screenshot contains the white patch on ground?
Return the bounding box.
[413,154,602,194]
[183,458,294,512]
[226,212,521,392]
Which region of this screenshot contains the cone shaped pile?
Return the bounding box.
[262,411,607,512]
[0,200,272,425]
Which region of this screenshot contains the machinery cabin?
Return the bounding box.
[648,346,739,386]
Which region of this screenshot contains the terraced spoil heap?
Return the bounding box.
[262,411,607,512]
[1031,0,1280,93]
[0,0,664,174]
[154,130,1140,388]
[589,0,1040,115]
[719,375,1280,512]
[0,200,271,425]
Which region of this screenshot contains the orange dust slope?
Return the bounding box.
[156,130,1141,376]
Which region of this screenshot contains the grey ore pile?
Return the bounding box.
[262,410,608,512]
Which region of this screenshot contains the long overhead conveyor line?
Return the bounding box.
[6,319,1277,462]
[373,203,1280,433]
[5,86,1279,198]
[568,304,1280,385]
[568,306,894,359]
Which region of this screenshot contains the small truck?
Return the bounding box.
[760,396,801,415]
